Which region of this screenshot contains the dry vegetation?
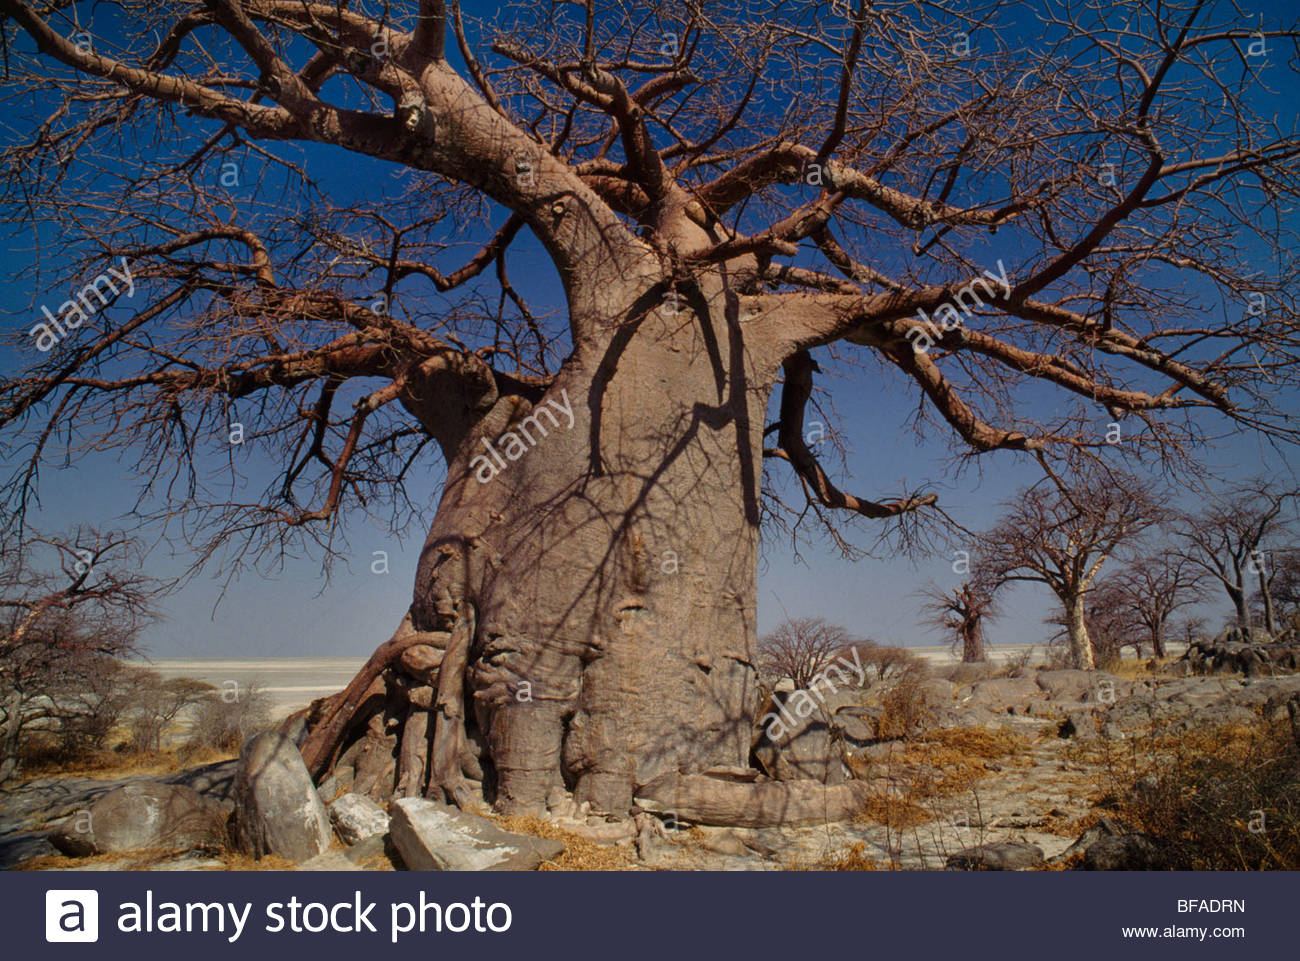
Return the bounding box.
[16,735,234,783]
[495,815,637,872]
[1094,717,1300,870]
[850,727,1031,832]
[788,842,883,872]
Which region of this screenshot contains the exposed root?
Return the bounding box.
[300,612,443,779]
[428,602,476,807]
[634,771,882,828]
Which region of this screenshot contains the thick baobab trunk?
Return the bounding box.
[302,283,776,817]
[1150,629,1166,660]
[1064,594,1096,670]
[961,620,986,663]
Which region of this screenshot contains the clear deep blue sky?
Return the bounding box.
[2,1,1298,659]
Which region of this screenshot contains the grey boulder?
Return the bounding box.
[946,841,1045,871]
[329,793,390,845]
[229,731,332,862]
[1083,833,1167,870]
[50,782,227,857]
[388,797,563,870]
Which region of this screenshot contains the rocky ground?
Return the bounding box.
[3,656,1298,872]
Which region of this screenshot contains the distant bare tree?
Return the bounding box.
[1172,614,1210,645]
[981,463,1163,669]
[0,533,161,781]
[1175,483,1297,630]
[127,673,215,754]
[919,579,997,662]
[1268,550,1300,634]
[1103,552,1207,658]
[757,618,856,690]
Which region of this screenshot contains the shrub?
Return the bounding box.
[191,682,270,752]
[1107,710,1300,869]
[858,642,920,682]
[875,661,934,741]
[125,674,214,754]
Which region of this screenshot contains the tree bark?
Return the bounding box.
[305,281,778,816]
[0,690,26,784]
[1065,594,1096,670]
[961,619,986,663]
[1259,568,1276,635]
[1227,565,1250,626]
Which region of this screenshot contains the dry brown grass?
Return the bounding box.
[1040,806,1109,839]
[854,795,931,829]
[14,846,285,871]
[17,744,234,783]
[494,815,637,871]
[210,851,299,871]
[874,664,934,740]
[850,727,1031,829]
[788,841,882,871]
[1094,715,1300,870]
[1107,658,1170,680]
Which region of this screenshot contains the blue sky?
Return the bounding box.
[2,1,1299,659]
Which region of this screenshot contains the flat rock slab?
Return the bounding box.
[389,798,563,871]
[165,760,239,809]
[946,841,1045,871]
[635,773,876,828]
[0,832,59,869]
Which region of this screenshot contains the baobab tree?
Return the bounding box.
[919,579,997,662]
[1175,483,1297,631]
[980,465,1162,669]
[1100,552,1206,658]
[1,1,1298,820]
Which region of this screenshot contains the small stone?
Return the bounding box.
[1059,711,1099,741]
[1083,834,1166,870]
[946,841,1045,871]
[295,849,362,871]
[329,793,390,845]
[344,834,389,865]
[700,830,748,856]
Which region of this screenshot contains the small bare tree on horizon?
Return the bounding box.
[919,579,998,663]
[1174,483,1298,633]
[757,617,859,690]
